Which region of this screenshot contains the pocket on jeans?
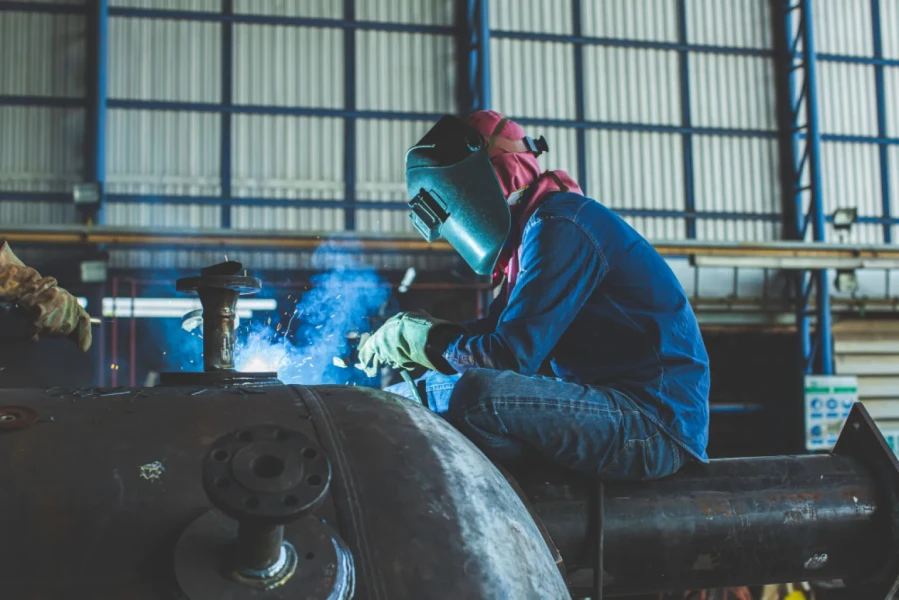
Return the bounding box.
[600,435,653,481]
[640,431,684,480]
[601,430,684,481]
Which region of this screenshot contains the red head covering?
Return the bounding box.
[466,110,584,294]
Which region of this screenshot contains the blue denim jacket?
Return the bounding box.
[442,192,710,462]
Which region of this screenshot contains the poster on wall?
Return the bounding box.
[804,375,858,451]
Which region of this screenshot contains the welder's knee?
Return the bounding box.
[447,368,503,417]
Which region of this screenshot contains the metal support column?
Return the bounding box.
[84,0,108,226]
[871,0,892,244]
[571,0,588,195]
[464,0,490,113]
[676,0,696,239]
[220,0,233,228]
[343,0,357,231]
[782,0,833,375]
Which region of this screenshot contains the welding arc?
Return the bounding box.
[400,370,425,407]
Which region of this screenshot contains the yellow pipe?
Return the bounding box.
[5,229,899,259]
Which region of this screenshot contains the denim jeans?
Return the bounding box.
[385,369,689,480]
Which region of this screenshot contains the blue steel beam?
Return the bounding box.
[800,0,833,375]
[0,1,83,14]
[676,0,696,239]
[0,96,84,108]
[490,30,774,57]
[466,0,490,111]
[871,0,891,243]
[571,0,587,194]
[477,0,490,110]
[105,7,457,35]
[83,0,108,225]
[782,2,811,375]
[783,0,833,376]
[343,0,357,231]
[818,53,899,67]
[220,0,233,229]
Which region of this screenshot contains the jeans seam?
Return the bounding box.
[491,397,636,416]
[463,406,508,443]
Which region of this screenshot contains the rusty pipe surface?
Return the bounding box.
[518,454,888,596]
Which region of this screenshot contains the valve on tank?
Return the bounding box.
[174,424,354,599]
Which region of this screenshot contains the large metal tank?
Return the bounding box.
[3,262,899,599]
[0,384,570,599]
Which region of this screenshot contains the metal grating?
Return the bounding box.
[355,31,455,113]
[582,47,680,125]
[817,62,877,136]
[581,0,676,41]
[231,115,344,200]
[882,0,899,59]
[885,67,899,138]
[357,0,454,25]
[491,0,573,34]
[693,136,780,241]
[109,17,221,102]
[356,119,432,203]
[105,202,220,228]
[105,109,221,196]
[814,0,873,56]
[490,0,778,241]
[233,0,337,18]
[490,39,576,119]
[585,130,685,240]
[687,0,772,48]
[820,142,883,244]
[0,106,85,193]
[0,200,76,225]
[0,10,85,97]
[233,24,343,107]
[110,0,221,10]
[689,54,777,130]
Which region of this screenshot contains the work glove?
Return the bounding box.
[0,242,93,352]
[358,311,463,377]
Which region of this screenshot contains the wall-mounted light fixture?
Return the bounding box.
[832,207,858,231]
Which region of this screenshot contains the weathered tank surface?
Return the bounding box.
[0,384,570,599]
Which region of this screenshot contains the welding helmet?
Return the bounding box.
[404,115,512,276]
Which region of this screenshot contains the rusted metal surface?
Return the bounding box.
[0,405,38,431]
[0,384,567,600]
[175,261,261,372]
[515,404,899,598]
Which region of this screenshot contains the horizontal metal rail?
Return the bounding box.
[6,225,899,258]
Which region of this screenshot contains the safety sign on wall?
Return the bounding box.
[804,375,858,451]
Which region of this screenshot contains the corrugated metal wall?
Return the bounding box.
[833,319,899,441]
[0,6,83,225]
[490,0,780,243]
[101,0,459,271]
[815,0,896,245]
[3,0,898,280]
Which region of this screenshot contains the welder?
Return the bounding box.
[359,111,709,480]
[0,241,92,351]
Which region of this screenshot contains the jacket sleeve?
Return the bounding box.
[442,216,607,375]
[459,291,508,335]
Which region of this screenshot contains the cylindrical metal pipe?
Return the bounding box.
[198,287,239,371]
[520,455,889,596]
[234,522,285,573]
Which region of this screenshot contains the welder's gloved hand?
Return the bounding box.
[18,285,93,352]
[358,311,463,378]
[0,242,93,352]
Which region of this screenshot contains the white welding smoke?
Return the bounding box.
[233,246,391,385]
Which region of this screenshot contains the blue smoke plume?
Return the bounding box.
[233,249,390,385]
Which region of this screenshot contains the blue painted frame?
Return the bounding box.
[781,0,833,376]
[0,0,894,241]
[0,0,891,382]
